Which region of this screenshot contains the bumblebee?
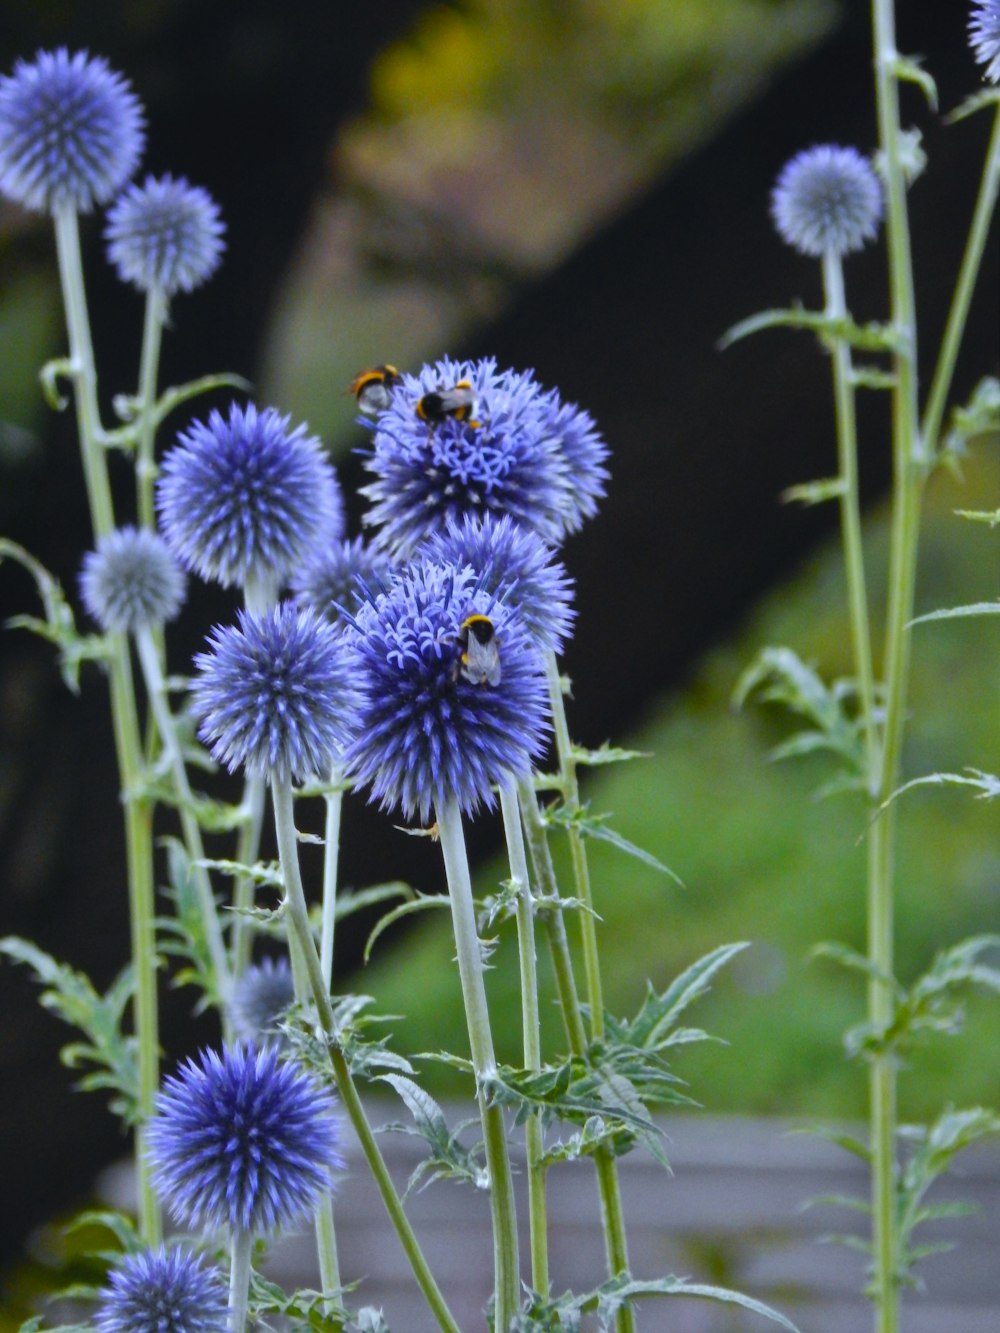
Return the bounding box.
[348,363,401,416]
[416,379,480,428]
[456,613,501,686]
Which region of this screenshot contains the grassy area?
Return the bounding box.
[354,449,999,1120]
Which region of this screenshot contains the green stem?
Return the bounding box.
[314,1196,343,1323]
[544,649,605,1040]
[435,795,520,1330]
[500,780,548,1297]
[136,285,166,530]
[321,765,344,993]
[52,204,160,1241]
[269,774,459,1333]
[228,1227,253,1333]
[516,778,634,1331]
[821,248,880,789]
[135,625,232,1011]
[921,103,1000,455]
[869,3,925,1326]
[52,204,113,537]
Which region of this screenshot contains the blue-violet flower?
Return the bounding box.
[191,603,357,784]
[771,145,882,258]
[0,48,144,213]
[106,173,224,296]
[230,957,296,1046]
[422,513,574,654]
[344,559,549,823]
[95,1245,228,1333]
[292,536,392,630]
[147,1044,342,1235]
[970,1,1000,82]
[360,357,607,555]
[157,402,344,590]
[80,526,186,634]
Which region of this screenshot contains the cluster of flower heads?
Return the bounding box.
[147,1043,342,1236]
[360,356,608,557]
[0,49,223,296]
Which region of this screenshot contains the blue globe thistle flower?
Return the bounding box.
[971,1,1000,82]
[540,389,609,535]
[771,145,882,258]
[191,603,358,784]
[0,49,144,213]
[95,1245,228,1333]
[344,559,549,824]
[106,173,225,296]
[291,536,392,630]
[360,357,573,556]
[422,513,574,655]
[80,526,186,634]
[229,956,296,1045]
[157,402,344,591]
[147,1044,342,1235]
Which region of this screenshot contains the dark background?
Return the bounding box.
[0,0,997,1273]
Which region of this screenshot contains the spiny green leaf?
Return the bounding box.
[569,742,651,767]
[377,1072,485,1193]
[955,507,1000,526]
[593,1274,801,1332]
[720,305,902,353]
[946,87,1000,124]
[610,943,749,1049]
[910,603,1000,625]
[363,891,449,963]
[543,800,681,881]
[780,476,846,507]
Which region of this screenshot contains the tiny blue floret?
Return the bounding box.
[106,173,225,295]
[95,1245,228,1333]
[157,402,344,590]
[344,559,549,823]
[422,513,574,655]
[80,526,186,634]
[147,1044,343,1235]
[191,602,357,783]
[0,48,144,213]
[771,145,882,258]
[970,1,1000,82]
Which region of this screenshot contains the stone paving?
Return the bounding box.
[253,1110,1000,1332]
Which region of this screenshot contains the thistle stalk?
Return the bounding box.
[136,284,167,531]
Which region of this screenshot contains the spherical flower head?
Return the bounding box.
[95,1245,228,1333]
[422,513,574,655]
[229,956,296,1046]
[360,357,573,556]
[344,559,549,824]
[147,1044,343,1235]
[106,173,225,296]
[157,402,344,590]
[80,525,186,634]
[539,388,609,535]
[0,49,144,213]
[970,2,1000,82]
[771,145,882,258]
[291,536,392,631]
[191,602,358,784]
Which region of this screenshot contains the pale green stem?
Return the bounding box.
[228,1227,253,1333]
[821,248,880,790]
[515,778,634,1332]
[321,764,344,993]
[544,649,604,1040]
[269,774,459,1333]
[314,1196,343,1322]
[52,204,113,537]
[134,625,232,1011]
[500,779,548,1296]
[922,103,1000,455]
[435,795,520,1330]
[870,3,925,1326]
[231,576,279,976]
[136,285,167,531]
[53,204,160,1241]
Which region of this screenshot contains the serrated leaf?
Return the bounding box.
[363,892,450,963]
[593,1275,801,1332]
[335,881,412,924]
[720,306,901,353]
[611,943,749,1049]
[810,940,900,991]
[544,801,681,882]
[781,476,846,507]
[569,742,650,767]
[377,1073,485,1193]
